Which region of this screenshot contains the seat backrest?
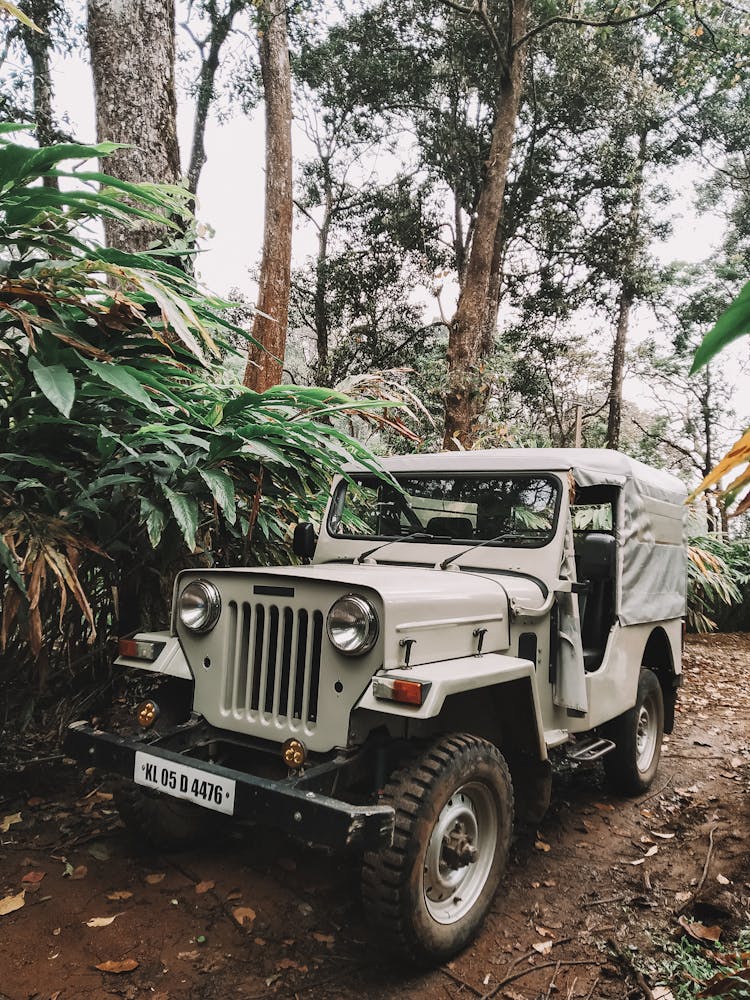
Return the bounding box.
[575,531,616,582]
[425,516,474,539]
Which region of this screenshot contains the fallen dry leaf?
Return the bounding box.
[697,968,750,998]
[178,950,200,960]
[70,865,88,881]
[277,957,307,971]
[0,812,21,834]
[21,870,45,884]
[0,891,25,916]
[675,891,692,903]
[232,906,256,927]
[644,845,659,858]
[678,915,722,943]
[628,858,646,866]
[534,840,551,853]
[106,891,133,901]
[534,925,555,938]
[543,879,556,887]
[226,890,242,901]
[716,874,730,885]
[652,987,675,1000]
[195,880,215,894]
[532,940,553,955]
[86,914,119,928]
[311,932,334,945]
[95,958,139,973]
[594,802,615,812]
[651,831,676,840]
[144,873,165,885]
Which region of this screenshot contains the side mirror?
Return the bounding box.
[292,522,317,561]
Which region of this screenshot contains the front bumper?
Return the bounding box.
[64,722,394,851]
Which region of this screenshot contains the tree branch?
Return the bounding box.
[513,0,673,51]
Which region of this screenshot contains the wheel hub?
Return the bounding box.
[422,782,498,925]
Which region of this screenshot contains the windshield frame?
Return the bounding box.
[327,471,563,551]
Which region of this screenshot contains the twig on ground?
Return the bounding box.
[584,977,600,1000]
[582,893,628,908]
[635,968,655,1000]
[675,823,717,915]
[479,959,602,1000]
[440,966,483,996]
[566,976,578,999]
[636,774,674,805]
[545,961,561,999]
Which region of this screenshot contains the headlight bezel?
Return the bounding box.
[178,579,222,634]
[326,593,379,656]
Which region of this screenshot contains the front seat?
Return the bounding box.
[425,516,474,539]
[575,532,616,671]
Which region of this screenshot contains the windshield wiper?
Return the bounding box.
[355,532,443,564]
[438,531,514,571]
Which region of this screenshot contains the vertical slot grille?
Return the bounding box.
[225,601,322,728]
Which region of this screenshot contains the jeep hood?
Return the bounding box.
[176,563,545,669]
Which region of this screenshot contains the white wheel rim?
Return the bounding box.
[422,781,497,925]
[636,693,658,772]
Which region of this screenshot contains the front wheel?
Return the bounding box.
[603,668,664,795]
[362,734,513,965]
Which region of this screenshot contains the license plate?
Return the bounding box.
[134,751,235,815]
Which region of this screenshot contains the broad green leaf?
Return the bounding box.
[692,280,750,373]
[0,535,25,594]
[82,358,159,412]
[161,485,198,551]
[199,469,237,525]
[140,498,166,548]
[28,355,75,416]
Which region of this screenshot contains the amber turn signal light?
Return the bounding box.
[136,700,160,729]
[372,677,425,707]
[281,738,307,769]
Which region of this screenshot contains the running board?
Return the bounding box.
[567,737,616,763]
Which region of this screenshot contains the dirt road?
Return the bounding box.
[1,633,748,1000]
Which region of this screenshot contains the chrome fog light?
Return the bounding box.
[326,594,378,656]
[178,579,221,633]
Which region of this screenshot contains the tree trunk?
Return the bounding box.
[443,0,529,450]
[186,0,241,196]
[87,0,181,252]
[20,0,58,163]
[312,163,333,384]
[243,0,293,392]
[606,128,648,450]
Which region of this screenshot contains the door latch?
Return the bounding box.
[473,627,488,656]
[399,637,417,667]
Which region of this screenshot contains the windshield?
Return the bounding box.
[329,473,561,549]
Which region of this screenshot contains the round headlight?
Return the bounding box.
[326,594,379,656]
[179,580,221,633]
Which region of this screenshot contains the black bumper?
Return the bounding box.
[64,723,394,851]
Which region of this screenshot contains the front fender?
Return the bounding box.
[355,654,546,758]
[115,631,192,681]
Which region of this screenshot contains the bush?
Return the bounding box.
[0,126,389,719]
[687,536,750,632]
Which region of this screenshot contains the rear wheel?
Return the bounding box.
[362,734,513,965]
[603,668,664,795]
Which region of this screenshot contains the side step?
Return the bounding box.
[567,737,616,763]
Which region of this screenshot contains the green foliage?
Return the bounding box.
[692,280,750,374]
[0,126,385,692]
[687,536,748,633]
[657,933,750,998]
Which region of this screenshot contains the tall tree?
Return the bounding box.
[243,0,293,391]
[87,0,181,251]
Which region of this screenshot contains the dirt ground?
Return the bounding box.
[1,633,749,1000]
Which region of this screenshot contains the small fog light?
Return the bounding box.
[281,738,306,769]
[136,700,160,729]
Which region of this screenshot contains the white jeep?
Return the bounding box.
[66,448,687,964]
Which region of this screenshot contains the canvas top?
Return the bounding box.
[345,448,687,504]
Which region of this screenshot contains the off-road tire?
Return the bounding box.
[362,733,513,966]
[115,780,223,851]
[603,668,664,795]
